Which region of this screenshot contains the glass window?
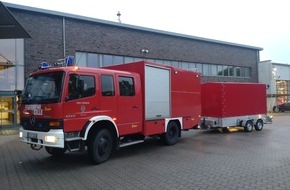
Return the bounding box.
[223,66,229,76]
[240,67,250,78]
[113,56,123,65]
[0,39,24,91]
[187,63,195,71]
[171,61,179,68]
[68,74,79,100]
[181,62,189,69]
[196,63,202,73]
[147,59,156,63]
[235,67,241,77]
[79,75,95,98]
[103,55,113,66]
[163,60,171,66]
[119,76,135,96]
[210,65,218,76]
[0,97,14,126]
[202,64,210,76]
[22,72,64,104]
[134,57,142,62]
[16,66,24,90]
[101,75,115,96]
[228,66,234,76]
[0,67,15,90]
[124,57,134,63]
[75,52,87,67]
[217,65,223,76]
[155,60,163,64]
[276,80,288,104]
[87,53,99,68]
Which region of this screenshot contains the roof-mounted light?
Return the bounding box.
[65,56,74,66]
[38,56,76,70]
[39,62,50,70]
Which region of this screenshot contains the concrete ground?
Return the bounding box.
[1,113,289,190]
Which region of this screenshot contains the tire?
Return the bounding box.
[88,129,113,165]
[222,127,230,133]
[45,147,67,156]
[273,106,279,113]
[244,120,253,132]
[161,121,179,145]
[255,119,264,131]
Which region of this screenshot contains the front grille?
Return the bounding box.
[21,118,51,132]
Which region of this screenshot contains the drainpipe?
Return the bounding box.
[63,17,66,57]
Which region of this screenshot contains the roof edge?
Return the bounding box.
[3,2,263,50]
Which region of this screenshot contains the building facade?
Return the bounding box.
[1,2,262,127]
[259,60,290,112]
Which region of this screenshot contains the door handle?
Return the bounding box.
[132,105,138,109]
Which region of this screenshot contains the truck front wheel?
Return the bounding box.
[88,128,113,165]
[161,121,179,145]
[45,147,67,156]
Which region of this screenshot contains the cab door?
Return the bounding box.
[116,74,142,135]
[63,73,99,132]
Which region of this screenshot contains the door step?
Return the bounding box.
[119,140,144,148]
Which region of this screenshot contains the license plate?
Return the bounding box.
[27,132,37,139]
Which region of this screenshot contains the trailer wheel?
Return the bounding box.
[161,121,179,145]
[222,127,230,133]
[244,120,253,132]
[88,128,113,165]
[255,119,264,131]
[45,147,67,156]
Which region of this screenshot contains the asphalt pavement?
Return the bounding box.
[1,113,290,190]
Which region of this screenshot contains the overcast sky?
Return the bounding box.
[4,0,290,64]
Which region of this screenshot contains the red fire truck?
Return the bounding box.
[19,61,201,164]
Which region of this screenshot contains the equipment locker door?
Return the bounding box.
[145,65,170,120]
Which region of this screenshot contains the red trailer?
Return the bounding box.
[200,82,268,132]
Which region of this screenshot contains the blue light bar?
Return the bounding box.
[39,62,49,70]
[65,56,74,66]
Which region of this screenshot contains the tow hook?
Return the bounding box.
[30,144,43,150]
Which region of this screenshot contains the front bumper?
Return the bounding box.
[19,127,65,148]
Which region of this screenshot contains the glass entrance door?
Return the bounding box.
[0,97,14,126]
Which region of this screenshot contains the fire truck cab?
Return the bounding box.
[19,61,201,164]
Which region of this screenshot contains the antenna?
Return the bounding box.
[117,11,121,23]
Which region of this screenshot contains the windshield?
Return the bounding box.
[22,72,64,104]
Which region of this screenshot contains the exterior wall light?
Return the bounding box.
[141,49,149,54]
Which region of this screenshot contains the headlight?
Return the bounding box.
[45,135,59,143]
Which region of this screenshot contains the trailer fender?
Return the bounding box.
[81,115,119,141]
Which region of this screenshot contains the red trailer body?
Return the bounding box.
[201,82,267,130]
[201,82,267,117]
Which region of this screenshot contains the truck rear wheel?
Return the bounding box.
[161,121,179,145]
[45,147,67,156]
[244,120,253,132]
[255,119,263,131]
[88,128,113,165]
